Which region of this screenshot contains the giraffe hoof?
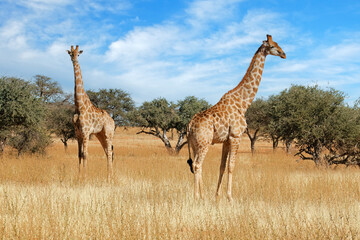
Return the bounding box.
[187,159,194,174]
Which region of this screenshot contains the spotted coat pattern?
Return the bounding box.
[187,35,286,200]
[67,45,115,180]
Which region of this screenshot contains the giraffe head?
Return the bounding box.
[67,45,83,62]
[263,35,286,59]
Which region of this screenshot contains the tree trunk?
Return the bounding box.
[64,141,68,152]
[170,128,174,140]
[175,132,187,154]
[137,128,174,154]
[246,128,259,155]
[285,139,292,153]
[162,129,174,154]
[61,139,68,152]
[0,137,6,153]
[313,143,328,167]
[137,128,188,155]
[250,139,255,155]
[271,135,279,151]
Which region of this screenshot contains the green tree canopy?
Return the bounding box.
[135,96,210,154]
[176,96,211,134]
[87,88,135,127]
[33,75,63,103]
[245,98,268,153]
[269,85,360,165]
[47,102,76,151]
[0,77,51,155]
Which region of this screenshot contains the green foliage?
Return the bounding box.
[0,77,51,155]
[47,102,76,150]
[264,94,283,148]
[176,96,211,133]
[87,88,135,127]
[8,126,51,155]
[137,97,178,131]
[33,75,63,103]
[266,85,360,165]
[0,77,39,129]
[135,96,210,154]
[245,98,268,153]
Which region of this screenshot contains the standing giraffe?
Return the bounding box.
[187,35,286,200]
[67,45,115,180]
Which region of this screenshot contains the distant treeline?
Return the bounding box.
[1,75,360,167]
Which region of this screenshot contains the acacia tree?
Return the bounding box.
[245,98,268,154]
[47,102,76,151]
[175,96,211,152]
[33,75,63,103]
[87,88,135,128]
[135,96,210,154]
[274,85,359,165]
[0,77,51,155]
[319,105,360,166]
[135,98,178,154]
[265,94,283,150]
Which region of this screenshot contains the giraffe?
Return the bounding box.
[67,45,115,180]
[186,35,286,200]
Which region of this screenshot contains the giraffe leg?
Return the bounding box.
[77,138,84,176]
[193,146,208,199]
[226,137,241,201]
[216,141,229,199]
[82,135,90,179]
[106,139,113,181]
[96,131,114,181]
[73,116,84,177]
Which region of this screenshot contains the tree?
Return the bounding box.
[0,77,51,155]
[245,98,268,154]
[135,96,210,154]
[47,102,76,151]
[266,90,298,153]
[135,98,178,154]
[272,85,358,166]
[175,96,211,152]
[319,105,360,166]
[8,126,51,156]
[33,75,75,151]
[264,94,283,150]
[33,75,63,103]
[87,88,135,127]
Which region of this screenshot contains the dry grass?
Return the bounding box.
[1,128,360,239]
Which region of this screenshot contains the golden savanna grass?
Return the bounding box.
[1,128,360,239]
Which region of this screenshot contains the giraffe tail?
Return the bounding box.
[187,139,194,174]
[111,145,114,162]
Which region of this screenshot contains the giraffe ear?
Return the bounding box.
[263,40,269,47]
[66,50,71,54]
[79,50,83,55]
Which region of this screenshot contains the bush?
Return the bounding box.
[0,77,51,155]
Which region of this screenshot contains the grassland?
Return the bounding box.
[1,128,360,239]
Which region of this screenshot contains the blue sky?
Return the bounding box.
[0,0,359,105]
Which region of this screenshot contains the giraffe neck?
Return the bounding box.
[221,45,267,109]
[72,60,90,112]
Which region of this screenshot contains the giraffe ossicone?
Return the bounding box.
[186,35,286,200]
[67,45,115,181]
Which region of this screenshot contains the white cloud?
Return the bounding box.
[106,25,181,63]
[101,5,295,104]
[0,0,359,106]
[186,0,243,26]
[324,43,360,62]
[15,0,71,11]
